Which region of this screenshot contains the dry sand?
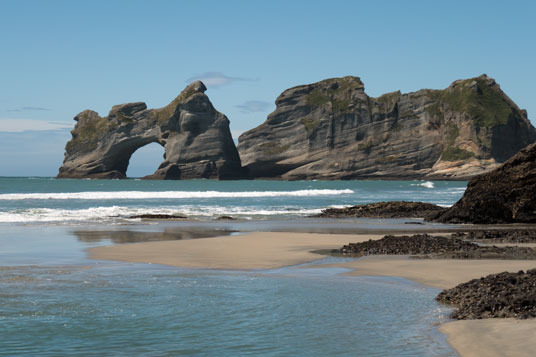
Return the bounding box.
[89,231,536,356]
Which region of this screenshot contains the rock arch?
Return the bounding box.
[57,81,243,179]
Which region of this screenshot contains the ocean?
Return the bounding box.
[0,177,465,224]
[0,178,465,356]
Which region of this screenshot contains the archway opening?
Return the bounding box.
[126,142,165,178]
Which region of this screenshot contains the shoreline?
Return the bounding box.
[89,230,536,356]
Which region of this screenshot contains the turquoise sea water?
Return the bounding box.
[0,178,464,355]
[0,177,466,224]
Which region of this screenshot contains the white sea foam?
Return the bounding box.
[328,205,353,209]
[411,181,435,189]
[447,187,466,192]
[0,206,324,223]
[0,189,354,201]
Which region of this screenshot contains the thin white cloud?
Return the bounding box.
[186,72,257,88]
[236,100,272,113]
[0,118,72,132]
[7,106,52,112]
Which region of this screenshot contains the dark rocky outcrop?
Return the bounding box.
[430,142,536,223]
[313,201,446,219]
[58,81,243,179]
[452,230,536,243]
[436,269,536,319]
[238,75,536,180]
[432,246,536,260]
[337,234,536,259]
[339,234,475,255]
[129,214,187,220]
[216,215,237,221]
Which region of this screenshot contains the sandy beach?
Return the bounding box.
[439,319,536,357]
[89,232,383,270]
[90,231,536,356]
[328,255,536,289]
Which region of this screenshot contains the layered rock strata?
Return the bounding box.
[431,142,536,223]
[238,75,536,180]
[58,81,242,179]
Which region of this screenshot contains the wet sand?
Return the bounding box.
[89,232,382,270]
[89,231,536,356]
[439,319,536,357]
[326,255,536,289]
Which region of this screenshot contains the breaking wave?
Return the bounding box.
[0,206,324,223]
[0,189,354,201]
[410,181,435,189]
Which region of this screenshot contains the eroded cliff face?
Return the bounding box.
[237,75,536,180]
[57,81,242,179]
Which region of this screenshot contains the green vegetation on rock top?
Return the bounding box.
[440,146,475,161]
[152,104,177,125]
[305,90,330,107]
[66,114,109,153]
[177,87,197,102]
[441,78,512,127]
[305,77,360,114]
[375,91,401,109]
[152,88,201,125]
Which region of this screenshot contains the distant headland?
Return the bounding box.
[58,74,536,180]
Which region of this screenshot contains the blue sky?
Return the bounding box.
[1,0,535,177]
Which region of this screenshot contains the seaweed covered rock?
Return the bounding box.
[436,269,536,319]
[238,74,536,180]
[129,214,187,220]
[339,234,476,256]
[314,201,446,219]
[58,81,243,179]
[338,234,536,259]
[431,142,536,223]
[452,230,536,243]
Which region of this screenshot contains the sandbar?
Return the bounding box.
[89,232,381,270]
